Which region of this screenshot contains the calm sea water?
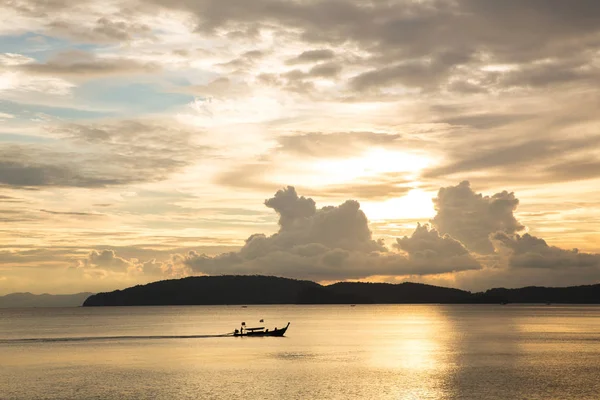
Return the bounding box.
[1,305,600,399]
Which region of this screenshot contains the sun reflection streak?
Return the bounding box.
[368,306,458,399]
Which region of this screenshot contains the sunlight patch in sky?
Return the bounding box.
[362,189,436,222]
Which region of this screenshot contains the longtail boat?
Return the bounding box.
[233,322,290,337]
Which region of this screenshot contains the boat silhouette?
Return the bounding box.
[233,322,290,337]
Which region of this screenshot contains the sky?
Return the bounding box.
[1,0,600,295]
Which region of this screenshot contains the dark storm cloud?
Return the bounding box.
[431,181,524,254]
[492,232,600,270]
[182,186,481,280]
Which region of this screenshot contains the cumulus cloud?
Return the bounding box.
[492,232,600,270]
[181,186,481,281]
[431,181,524,254]
[264,186,316,230]
[396,223,470,258]
[76,249,188,277]
[79,249,133,272]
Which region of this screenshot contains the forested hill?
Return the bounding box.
[83,276,321,306]
[82,275,600,306]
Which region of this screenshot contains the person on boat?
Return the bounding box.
[234,329,239,334]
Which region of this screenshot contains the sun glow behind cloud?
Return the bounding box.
[362,189,436,221]
[313,148,431,184]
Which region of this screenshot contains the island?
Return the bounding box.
[82,275,600,306]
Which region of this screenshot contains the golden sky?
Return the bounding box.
[1,0,600,294]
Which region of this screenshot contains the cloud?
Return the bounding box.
[276,132,402,158]
[264,186,316,230]
[423,136,600,180]
[396,223,470,258]
[181,186,481,281]
[0,120,210,189]
[302,178,412,201]
[47,16,153,44]
[76,249,189,277]
[40,209,103,217]
[142,0,600,101]
[351,51,472,92]
[7,0,600,97]
[431,181,524,254]
[79,249,133,272]
[3,1,153,44]
[0,158,122,188]
[308,62,342,78]
[492,232,600,270]
[19,50,160,78]
[286,49,336,64]
[177,77,251,98]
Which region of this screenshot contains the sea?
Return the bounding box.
[1,305,600,400]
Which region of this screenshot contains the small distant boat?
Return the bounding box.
[233,322,290,337]
[350,304,356,307]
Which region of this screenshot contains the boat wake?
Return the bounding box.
[0,333,234,344]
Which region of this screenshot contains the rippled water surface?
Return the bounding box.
[2,305,600,399]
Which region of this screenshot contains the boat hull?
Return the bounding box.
[233,322,290,337]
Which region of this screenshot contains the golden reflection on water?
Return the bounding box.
[366,306,457,399]
[3,305,600,400]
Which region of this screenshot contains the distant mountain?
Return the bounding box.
[84,276,321,306]
[0,292,94,308]
[82,276,600,306]
[483,285,600,304]
[326,281,473,303]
